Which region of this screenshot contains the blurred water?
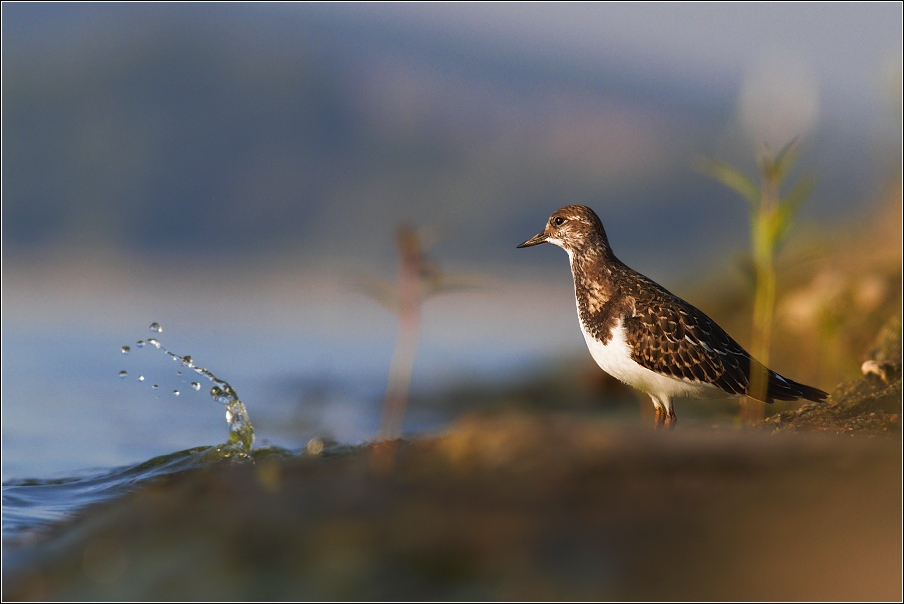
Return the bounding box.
[1,271,588,482]
[0,287,591,544]
[0,326,370,480]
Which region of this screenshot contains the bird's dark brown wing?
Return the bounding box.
[621,277,827,403]
[623,287,751,395]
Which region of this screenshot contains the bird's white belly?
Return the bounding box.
[580,320,725,401]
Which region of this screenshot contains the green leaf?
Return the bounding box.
[696,157,761,206]
[754,145,777,180]
[773,136,803,184]
[780,172,816,216]
[774,173,816,243]
[755,137,802,185]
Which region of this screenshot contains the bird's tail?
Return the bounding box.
[744,358,828,403]
[763,370,829,404]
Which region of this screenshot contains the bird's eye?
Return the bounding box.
[553,216,565,227]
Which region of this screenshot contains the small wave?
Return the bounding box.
[2,445,295,546]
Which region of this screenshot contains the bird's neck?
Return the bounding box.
[568,245,624,335]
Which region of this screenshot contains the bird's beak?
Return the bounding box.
[517,231,548,248]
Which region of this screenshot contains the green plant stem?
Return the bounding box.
[748,255,775,416]
[747,176,780,419]
[699,140,813,424]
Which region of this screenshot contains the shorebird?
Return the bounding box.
[518,205,827,427]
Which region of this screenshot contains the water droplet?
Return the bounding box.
[136,340,145,348]
[181,355,193,367]
[191,382,201,391]
[173,390,180,396]
[176,371,182,375]
[151,384,159,390]
[149,322,162,333]
[138,375,145,381]
[121,345,130,354]
[147,338,160,349]
[118,370,128,378]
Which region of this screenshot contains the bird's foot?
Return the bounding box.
[664,410,678,429]
[654,407,666,428]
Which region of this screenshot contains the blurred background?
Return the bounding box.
[2,3,901,478]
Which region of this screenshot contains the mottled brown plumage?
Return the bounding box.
[518,204,827,427]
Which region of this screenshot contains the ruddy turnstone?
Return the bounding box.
[518,205,827,427]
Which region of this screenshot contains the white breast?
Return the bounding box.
[579,319,727,401]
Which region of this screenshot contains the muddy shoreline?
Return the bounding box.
[5,413,900,601]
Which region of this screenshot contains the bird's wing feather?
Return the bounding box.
[622,285,752,396]
[621,276,828,403]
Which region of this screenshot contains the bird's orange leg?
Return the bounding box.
[664,409,678,429]
[654,406,666,428]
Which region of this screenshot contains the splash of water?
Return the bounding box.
[121,325,255,455]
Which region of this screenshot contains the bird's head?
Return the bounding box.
[517,205,611,256]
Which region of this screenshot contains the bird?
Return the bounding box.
[517,204,828,427]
